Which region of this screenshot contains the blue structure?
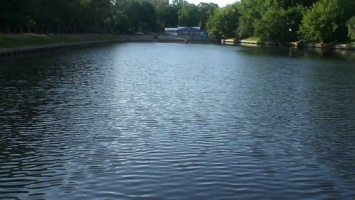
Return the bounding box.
[164,27,203,36]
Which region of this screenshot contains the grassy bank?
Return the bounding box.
[0,34,120,49]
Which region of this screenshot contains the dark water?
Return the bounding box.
[0,43,354,200]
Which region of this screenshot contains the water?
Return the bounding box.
[0,43,354,199]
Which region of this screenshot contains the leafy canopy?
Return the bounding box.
[299,0,344,42]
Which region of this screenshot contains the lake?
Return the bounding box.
[0,43,354,199]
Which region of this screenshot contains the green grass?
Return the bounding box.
[241,37,261,42]
[0,34,120,48]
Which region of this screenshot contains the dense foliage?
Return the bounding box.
[347,17,355,40]
[0,0,218,34]
[206,4,239,39]
[299,0,344,43]
[208,0,354,42]
[0,0,353,43]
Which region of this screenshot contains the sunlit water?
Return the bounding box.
[0,43,354,199]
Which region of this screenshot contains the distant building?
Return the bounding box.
[136,0,169,4]
[164,27,202,36]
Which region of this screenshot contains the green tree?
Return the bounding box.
[118,0,141,33]
[347,16,355,40]
[178,4,200,27]
[282,0,320,7]
[206,4,240,39]
[156,4,170,29]
[0,0,33,33]
[299,0,344,42]
[139,2,157,32]
[336,0,355,41]
[198,3,218,29]
[172,0,188,6]
[112,9,129,33]
[88,0,114,33]
[237,0,279,39]
[254,5,305,42]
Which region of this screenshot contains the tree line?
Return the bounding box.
[207,0,355,43]
[0,0,354,43]
[0,0,218,35]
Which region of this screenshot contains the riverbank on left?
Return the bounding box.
[0,34,125,59]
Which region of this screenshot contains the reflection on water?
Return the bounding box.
[0,43,354,199]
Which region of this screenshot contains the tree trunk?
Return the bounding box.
[27,24,32,33]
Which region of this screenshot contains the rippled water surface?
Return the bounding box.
[0,43,354,199]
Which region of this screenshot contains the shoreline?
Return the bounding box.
[0,34,122,58]
[0,39,121,58]
[222,38,355,50]
[1,34,354,59]
[0,34,217,59]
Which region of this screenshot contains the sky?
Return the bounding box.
[186,0,237,7]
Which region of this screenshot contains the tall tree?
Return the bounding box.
[347,17,355,40]
[299,0,344,42]
[0,0,33,33]
[237,0,278,39]
[156,4,178,29]
[281,0,320,7]
[178,4,200,27]
[112,9,129,33]
[337,0,355,41]
[198,3,218,29]
[139,2,157,32]
[206,4,240,39]
[172,0,188,6]
[89,0,114,33]
[254,5,305,42]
